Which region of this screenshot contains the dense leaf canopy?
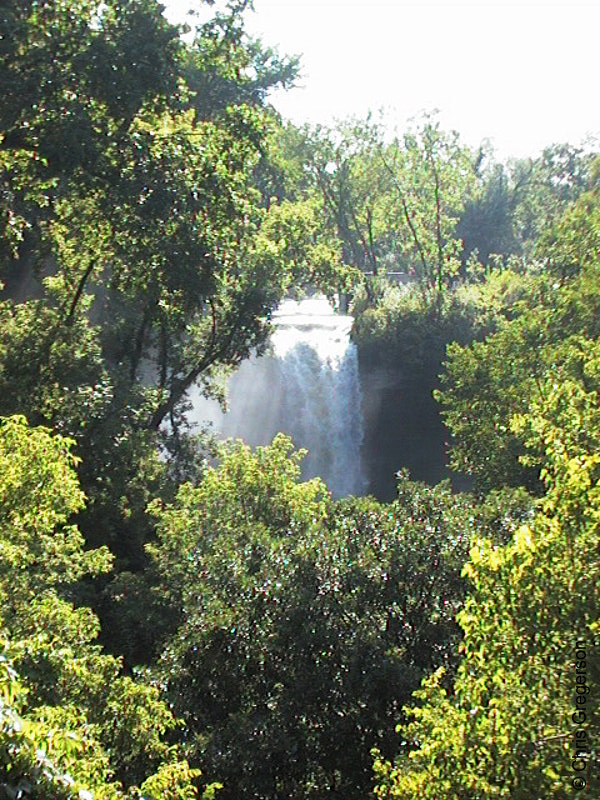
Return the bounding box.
[1,2,599,799]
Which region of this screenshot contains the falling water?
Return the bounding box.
[188,294,366,497]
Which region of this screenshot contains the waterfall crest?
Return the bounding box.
[188,295,366,497]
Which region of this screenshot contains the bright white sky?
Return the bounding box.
[164,0,600,160]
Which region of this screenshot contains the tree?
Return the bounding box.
[0,415,210,797]
[457,152,520,266]
[510,142,597,256]
[0,413,111,610]
[289,113,477,302]
[374,343,600,799]
[0,0,348,580]
[456,142,596,270]
[380,115,477,305]
[183,1,299,121]
[0,637,205,800]
[147,436,493,800]
[437,173,600,492]
[295,118,391,275]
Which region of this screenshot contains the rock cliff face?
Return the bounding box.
[359,363,471,500]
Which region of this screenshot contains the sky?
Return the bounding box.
[164,0,600,160]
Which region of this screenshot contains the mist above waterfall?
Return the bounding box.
[188,295,366,497]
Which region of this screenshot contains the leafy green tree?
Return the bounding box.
[438,182,600,492]
[147,436,494,800]
[183,1,299,121]
[457,152,520,266]
[351,278,488,376]
[510,142,597,256]
[0,0,348,583]
[0,411,93,590]
[0,0,180,266]
[0,634,208,799]
[374,343,600,800]
[379,115,477,304]
[456,142,596,270]
[0,635,206,800]
[290,113,477,302]
[0,638,118,800]
[297,118,391,275]
[0,415,211,797]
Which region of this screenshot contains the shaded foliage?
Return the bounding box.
[0,416,206,799]
[438,178,600,491]
[147,436,497,800]
[374,343,600,799]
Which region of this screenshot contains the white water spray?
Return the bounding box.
[188,294,366,497]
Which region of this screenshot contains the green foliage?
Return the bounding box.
[147,434,329,640]
[380,116,477,298]
[2,4,600,799]
[457,155,520,265]
[457,142,596,269]
[183,2,299,121]
[0,415,111,606]
[373,347,600,799]
[349,141,599,391]
[302,116,391,274]
[293,113,478,304]
[438,189,600,491]
[510,143,597,256]
[536,162,600,281]
[351,280,488,376]
[0,416,113,797]
[137,760,204,800]
[0,634,206,800]
[0,0,348,567]
[147,436,487,800]
[0,639,117,800]
[0,416,202,798]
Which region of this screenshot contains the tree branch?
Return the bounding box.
[64,260,96,325]
[146,298,239,432]
[380,152,429,278]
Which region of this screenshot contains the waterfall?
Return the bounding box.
[188,294,366,497]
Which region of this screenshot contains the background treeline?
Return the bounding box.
[0,2,599,799]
